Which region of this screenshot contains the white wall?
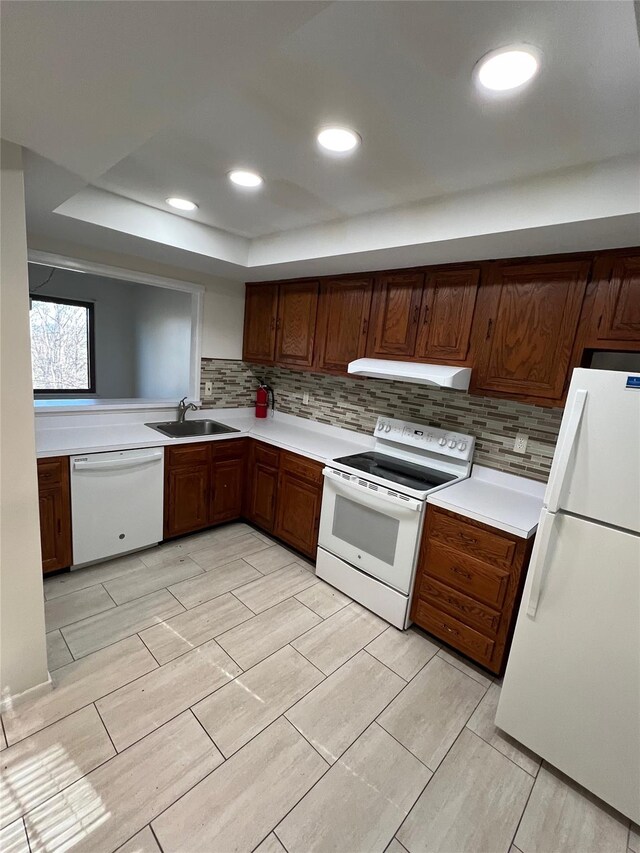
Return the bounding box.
[28,266,138,397]
[133,285,192,398]
[1,141,49,702]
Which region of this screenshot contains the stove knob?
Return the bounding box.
[458,441,467,451]
[384,424,391,433]
[376,423,384,432]
[438,437,447,446]
[448,439,457,449]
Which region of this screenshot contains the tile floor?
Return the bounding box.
[1,522,635,853]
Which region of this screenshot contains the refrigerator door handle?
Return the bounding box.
[526,510,556,618]
[545,389,588,513]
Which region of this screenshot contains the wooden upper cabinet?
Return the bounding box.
[415,268,479,362]
[366,272,425,358]
[472,260,590,401]
[314,277,373,373]
[275,281,319,367]
[243,283,278,364]
[591,254,640,343]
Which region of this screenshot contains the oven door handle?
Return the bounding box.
[322,468,423,512]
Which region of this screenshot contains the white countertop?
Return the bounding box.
[35,408,374,466]
[427,465,545,539]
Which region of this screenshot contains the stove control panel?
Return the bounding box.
[374,417,474,461]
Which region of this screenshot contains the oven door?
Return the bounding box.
[318,467,424,594]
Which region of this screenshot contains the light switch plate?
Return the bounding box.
[303,392,310,404]
[514,433,528,454]
[204,380,213,396]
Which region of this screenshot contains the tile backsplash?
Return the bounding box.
[201,358,562,481]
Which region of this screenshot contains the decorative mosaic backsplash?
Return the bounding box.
[201,358,563,481]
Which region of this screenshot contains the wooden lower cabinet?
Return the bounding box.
[245,441,280,533]
[274,451,323,558]
[164,440,247,538]
[411,505,533,675]
[37,457,72,573]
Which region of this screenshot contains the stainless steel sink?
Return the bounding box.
[145,420,240,438]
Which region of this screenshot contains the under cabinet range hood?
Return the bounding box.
[347,358,472,390]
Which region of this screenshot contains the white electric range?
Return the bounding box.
[316,416,475,628]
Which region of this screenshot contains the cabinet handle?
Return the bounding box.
[57,519,61,535]
[361,318,368,337]
[458,532,478,545]
[422,305,429,325]
[441,622,459,636]
[413,305,419,324]
[270,317,276,331]
[485,318,493,340]
[597,314,603,329]
[276,317,281,330]
[452,565,472,581]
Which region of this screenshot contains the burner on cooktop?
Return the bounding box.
[332,451,457,492]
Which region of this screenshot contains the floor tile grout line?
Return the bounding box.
[8,707,121,836]
[0,711,9,748]
[436,647,495,688]
[22,816,34,853]
[361,647,411,684]
[228,588,258,615]
[188,706,225,755]
[508,759,541,851]
[136,630,164,668]
[205,651,329,762]
[99,559,205,608]
[150,822,166,853]
[93,700,120,755]
[45,590,117,633]
[372,720,434,775]
[2,644,161,749]
[283,643,329,681]
[42,558,146,602]
[101,583,120,608]
[293,592,352,621]
[464,720,541,778]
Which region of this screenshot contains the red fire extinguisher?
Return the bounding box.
[255,379,274,419]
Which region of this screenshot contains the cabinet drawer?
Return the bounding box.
[429,509,517,568]
[166,443,210,467]
[38,457,67,487]
[413,599,495,667]
[211,438,246,461]
[419,575,501,636]
[253,442,280,469]
[426,542,510,609]
[281,451,323,485]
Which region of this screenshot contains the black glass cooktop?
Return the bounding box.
[332,451,457,492]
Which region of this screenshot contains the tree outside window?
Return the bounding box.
[30,296,95,393]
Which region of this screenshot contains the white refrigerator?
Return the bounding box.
[496,368,640,822]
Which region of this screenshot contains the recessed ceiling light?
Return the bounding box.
[228,169,264,188]
[166,197,198,211]
[317,127,361,153]
[475,46,540,92]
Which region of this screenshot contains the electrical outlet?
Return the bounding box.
[302,391,310,405]
[204,380,213,396]
[514,433,528,454]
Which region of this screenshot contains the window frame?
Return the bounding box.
[31,294,97,396]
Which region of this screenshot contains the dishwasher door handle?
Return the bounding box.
[73,451,163,472]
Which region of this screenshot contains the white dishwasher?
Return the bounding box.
[70,447,164,567]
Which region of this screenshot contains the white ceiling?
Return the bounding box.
[2,1,639,281]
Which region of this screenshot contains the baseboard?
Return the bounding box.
[0,672,52,714]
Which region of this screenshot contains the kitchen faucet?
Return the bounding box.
[176,396,198,423]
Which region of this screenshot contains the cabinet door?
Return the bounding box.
[212,458,244,523]
[164,464,211,538]
[275,281,319,367]
[243,283,278,364]
[415,268,479,362]
[249,463,279,532]
[473,261,589,400]
[366,272,424,358]
[314,277,373,373]
[39,486,72,573]
[274,472,322,558]
[593,255,640,342]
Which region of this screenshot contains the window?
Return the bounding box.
[30,296,95,394]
